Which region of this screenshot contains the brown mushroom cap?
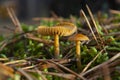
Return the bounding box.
[37,22,77,36]
[68,34,89,41]
[56,22,77,29]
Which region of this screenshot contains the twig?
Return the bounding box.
[35,68,48,80]
[7,7,23,33]
[0,41,7,51]
[80,9,99,45]
[49,60,87,80]
[4,60,27,65]
[35,59,75,72]
[102,64,111,80]
[0,63,14,79]
[63,44,75,59]
[0,36,24,52]
[103,32,120,36]
[86,5,101,38]
[17,68,33,80]
[26,70,76,80]
[109,9,120,15]
[86,59,120,79]
[104,23,120,30]
[81,52,120,77]
[0,31,53,52]
[82,48,105,73]
[86,5,105,49]
[26,33,54,45]
[63,49,74,59]
[0,58,9,61]
[77,28,90,35]
[22,65,37,70]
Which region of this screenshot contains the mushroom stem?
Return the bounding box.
[54,34,59,58]
[76,41,82,72]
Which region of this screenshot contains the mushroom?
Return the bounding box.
[37,22,77,58]
[68,33,89,72]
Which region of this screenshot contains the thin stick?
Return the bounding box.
[0,42,7,51]
[86,5,101,37]
[17,68,33,80]
[80,10,99,45]
[102,65,111,80]
[35,69,48,80]
[109,9,120,15]
[104,23,120,30]
[7,7,23,33]
[81,52,120,76]
[86,5,106,49]
[26,70,76,80]
[82,48,105,73]
[4,60,27,65]
[103,32,120,36]
[26,33,54,45]
[0,58,9,61]
[49,60,86,80]
[7,7,16,26]
[22,65,37,70]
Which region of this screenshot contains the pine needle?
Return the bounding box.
[80,10,99,45]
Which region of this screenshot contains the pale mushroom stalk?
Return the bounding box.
[54,34,59,58]
[76,41,81,72]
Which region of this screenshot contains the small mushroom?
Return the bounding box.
[37,22,77,58]
[68,34,89,72]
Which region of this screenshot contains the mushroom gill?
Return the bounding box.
[37,25,77,36]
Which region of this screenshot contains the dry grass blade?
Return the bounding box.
[26,70,76,80]
[0,32,34,52]
[0,40,5,46]
[109,52,120,62]
[102,64,111,80]
[63,49,74,59]
[22,65,37,70]
[81,52,120,77]
[0,63,14,79]
[35,69,47,80]
[37,59,67,72]
[80,9,99,45]
[0,58,9,61]
[82,48,105,73]
[104,23,120,30]
[7,7,23,33]
[0,36,23,52]
[104,32,120,36]
[7,8,16,26]
[4,60,27,65]
[43,72,75,80]
[17,68,33,80]
[49,60,87,80]
[85,59,120,79]
[0,42,7,51]
[86,5,101,36]
[22,62,64,73]
[26,33,54,45]
[51,11,59,19]
[109,9,120,15]
[86,5,106,50]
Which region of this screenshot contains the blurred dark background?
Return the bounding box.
[0,0,120,20]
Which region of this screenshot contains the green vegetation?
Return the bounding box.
[0,8,120,80]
